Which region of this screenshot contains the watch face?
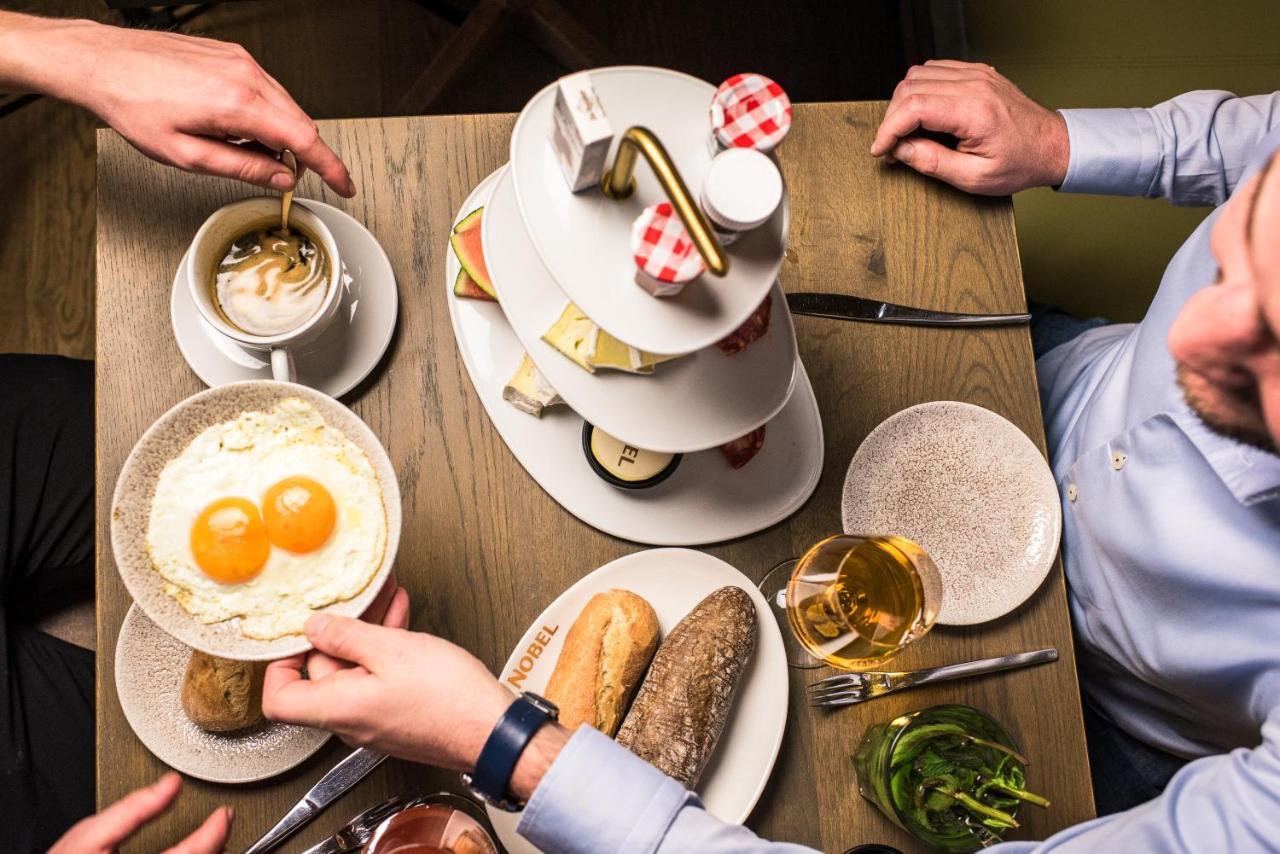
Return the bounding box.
[523,691,560,718]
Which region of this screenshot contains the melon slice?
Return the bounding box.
[449,207,495,298]
[453,207,483,234]
[453,267,496,301]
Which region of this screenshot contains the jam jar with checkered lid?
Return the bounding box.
[708,72,793,155]
[630,201,707,297]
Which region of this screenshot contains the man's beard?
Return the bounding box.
[1177,364,1278,455]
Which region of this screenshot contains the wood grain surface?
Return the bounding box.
[96,103,1094,852]
[3,0,915,362]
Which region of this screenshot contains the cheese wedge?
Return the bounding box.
[541,302,681,374]
[503,353,563,417]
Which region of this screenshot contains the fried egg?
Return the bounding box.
[147,398,387,639]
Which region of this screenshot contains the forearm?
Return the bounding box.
[508,722,570,802]
[518,726,815,854]
[993,708,1280,852]
[1059,91,1280,205]
[0,11,99,105]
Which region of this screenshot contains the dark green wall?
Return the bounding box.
[965,1,1280,320]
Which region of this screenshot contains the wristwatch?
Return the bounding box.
[462,692,559,811]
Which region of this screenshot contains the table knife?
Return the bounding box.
[786,291,1031,326]
[245,747,387,854]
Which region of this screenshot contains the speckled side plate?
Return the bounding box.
[115,604,331,783]
[111,380,401,660]
[841,401,1061,625]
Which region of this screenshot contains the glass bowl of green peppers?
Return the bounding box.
[853,704,1049,851]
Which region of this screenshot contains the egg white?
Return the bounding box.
[146,398,387,639]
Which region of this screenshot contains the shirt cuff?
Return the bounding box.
[1058,107,1160,197]
[518,726,694,854]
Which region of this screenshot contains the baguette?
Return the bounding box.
[616,586,756,787]
[543,589,660,735]
[180,651,265,732]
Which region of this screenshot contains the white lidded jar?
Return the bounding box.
[699,148,784,246]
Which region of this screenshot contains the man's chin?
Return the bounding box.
[1176,365,1278,455]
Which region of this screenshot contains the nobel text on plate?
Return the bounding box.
[506,624,560,689]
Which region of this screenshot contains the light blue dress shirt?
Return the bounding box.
[518,91,1280,853]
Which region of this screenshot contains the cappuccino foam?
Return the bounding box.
[212,227,328,336]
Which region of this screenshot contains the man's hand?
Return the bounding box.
[0,13,354,196]
[49,772,232,854]
[262,587,569,801]
[870,60,1069,195]
[262,586,514,770]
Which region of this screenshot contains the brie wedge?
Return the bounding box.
[541,302,681,374]
[503,353,563,417]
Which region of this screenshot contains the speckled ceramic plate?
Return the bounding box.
[110,380,401,660]
[114,604,331,783]
[841,401,1061,625]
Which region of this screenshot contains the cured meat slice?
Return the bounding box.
[720,426,766,469]
[715,293,772,355]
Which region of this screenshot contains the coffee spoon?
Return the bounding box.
[280,148,297,231]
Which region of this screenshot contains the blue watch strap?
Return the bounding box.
[468,694,555,809]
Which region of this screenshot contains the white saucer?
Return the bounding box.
[509,66,789,355]
[170,200,398,398]
[486,166,797,454]
[842,401,1062,625]
[487,548,788,853]
[114,604,331,784]
[447,170,822,545]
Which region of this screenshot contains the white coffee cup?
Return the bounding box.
[187,197,343,382]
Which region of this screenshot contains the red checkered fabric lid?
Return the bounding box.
[631,202,706,283]
[710,73,792,151]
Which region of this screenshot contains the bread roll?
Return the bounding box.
[180,651,265,732]
[616,586,756,787]
[543,589,660,735]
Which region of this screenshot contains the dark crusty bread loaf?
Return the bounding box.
[543,589,660,735]
[180,651,265,732]
[615,585,756,787]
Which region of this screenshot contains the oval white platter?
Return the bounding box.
[446,169,823,546]
[486,165,797,454]
[509,65,789,356]
[485,547,789,853]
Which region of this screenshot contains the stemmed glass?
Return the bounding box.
[758,534,943,670]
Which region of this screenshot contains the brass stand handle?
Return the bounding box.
[600,126,729,277]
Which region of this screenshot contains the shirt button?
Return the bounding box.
[1067,484,1077,502]
[1112,452,1127,471]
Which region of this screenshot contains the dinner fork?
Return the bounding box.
[807,648,1058,708]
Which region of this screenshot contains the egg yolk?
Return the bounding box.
[262,476,337,553]
[190,497,270,583]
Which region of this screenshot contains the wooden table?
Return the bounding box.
[96,103,1095,852]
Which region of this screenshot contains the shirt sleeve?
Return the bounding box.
[991,706,1280,853]
[518,726,816,854]
[1058,90,1280,205]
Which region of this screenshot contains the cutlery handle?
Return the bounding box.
[786,292,1033,326]
[907,648,1058,688]
[890,312,1033,327]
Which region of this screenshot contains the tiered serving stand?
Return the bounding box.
[445,66,824,546]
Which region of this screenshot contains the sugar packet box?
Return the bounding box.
[550,72,615,193]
